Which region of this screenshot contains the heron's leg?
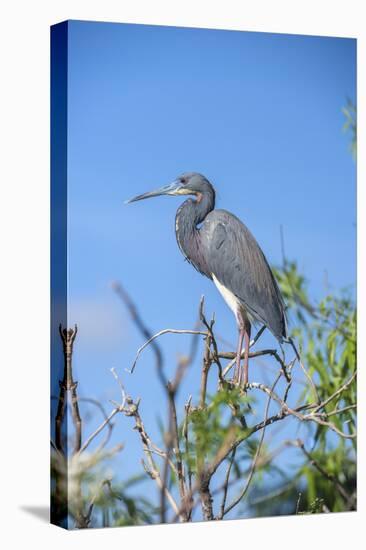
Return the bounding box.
[240,321,251,389]
[233,328,245,384]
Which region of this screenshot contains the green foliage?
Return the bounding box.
[258,260,357,516]
[276,260,356,417]
[185,387,251,470]
[298,497,325,515]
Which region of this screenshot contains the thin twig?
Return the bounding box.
[78,369,127,454]
[295,492,302,514]
[183,395,193,493]
[302,415,356,439]
[78,407,121,455]
[112,281,166,385]
[78,397,115,453]
[315,404,356,418]
[246,381,303,420]
[312,371,357,414]
[128,329,208,374]
[286,336,321,404]
[218,448,237,518]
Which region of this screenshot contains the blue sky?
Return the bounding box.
[65,20,356,518]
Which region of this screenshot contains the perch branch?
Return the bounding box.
[221,348,291,382]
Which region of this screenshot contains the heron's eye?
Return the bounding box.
[180,178,186,185]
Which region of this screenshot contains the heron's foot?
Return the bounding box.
[239,372,249,390]
[239,382,249,395]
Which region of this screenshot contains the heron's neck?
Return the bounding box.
[175,192,215,275]
[178,191,215,228]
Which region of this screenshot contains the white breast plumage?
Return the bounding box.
[212,273,242,322]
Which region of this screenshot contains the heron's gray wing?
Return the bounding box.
[206,210,287,341]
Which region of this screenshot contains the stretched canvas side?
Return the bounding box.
[50,20,69,529]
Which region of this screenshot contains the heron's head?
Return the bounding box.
[125,172,215,204]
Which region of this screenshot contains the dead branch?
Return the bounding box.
[56,324,79,453]
[246,381,303,420]
[112,281,166,386]
[218,447,237,518]
[53,325,85,528]
[200,329,212,408]
[78,397,115,452]
[128,328,208,374]
[123,394,184,521]
[77,368,127,454]
[183,395,193,507]
[221,348,291,382]
[166,381,189,519]
[199,296,223,381]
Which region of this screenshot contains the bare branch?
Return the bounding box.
[78,408,121,455]
[78,368,127,455]
[128,328,208,374]
[295,492,302,514]
[200,331,212,408]
[301,414,356,439]
[166,381,188,513]
[78,397,114,452]
[316,404,356,418]
[112,281,166,385]
[199,296,223,380]
[246,381,303,420]
[123,395,184,521]
[218,448,237,518]
[183,395,193,497]
[222,348,291,382]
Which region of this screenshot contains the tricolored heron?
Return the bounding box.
[126,172,288,388]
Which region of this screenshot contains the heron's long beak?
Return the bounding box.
[125,180,183,204]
